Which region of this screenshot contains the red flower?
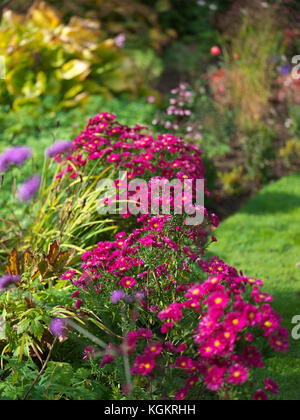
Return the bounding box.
[210,46,221,56]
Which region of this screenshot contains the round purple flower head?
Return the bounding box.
[46,140,74,158]
[49,318,68,340]
[114,33,126,48]
[17,175,41,202]
[0,274,21,290]
[110,290,125,304]
[279,63,291,76]
[0,146,32,172]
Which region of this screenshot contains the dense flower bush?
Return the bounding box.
[0,106,290,400]
[55,111,206,182]
[60,214,289,400]
[51,111,209,231]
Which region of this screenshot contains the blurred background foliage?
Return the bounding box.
[0,0,300,208]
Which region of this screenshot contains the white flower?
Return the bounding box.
[284,118,293,128]
[197,0,206,6]
[209,4,217,11]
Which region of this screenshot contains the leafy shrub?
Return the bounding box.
[218,166,249,197]
[278,138,300,167]
[222,5,280,131]
[49,0,176,51]
[0,357,108,400]
[0,241,77,359]
[0,107,289,401]
[0,109,209,361]
[242,123,277,181]
[58,215,288,400]
[0,1,153,112]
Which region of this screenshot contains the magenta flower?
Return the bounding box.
[253,389,268,400]
[120,276,136,288]
[83,346,95,361]
[46,140,74,158]
[144,342,163,357]
[131,354,155,376]
[227,364,249,385]
[207,291,230,310]
[175,387,189,400]
[17,175,41,202]
[61,270,77,281]
[75,299,83,309]
[265,378,279,394]
[136,328,153,339]
[211,213,220,228]
[0,146,32,172]
[204,366,225,391]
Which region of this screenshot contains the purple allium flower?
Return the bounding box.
[49,318,68,339]
[114,33,126,48]
[110,290,125,304]
[45,140,74,158]
[0,274,21,290]
[134,291,144,301]
[0,146,32,172]
[279,63,291,76]
[17,175,41,202]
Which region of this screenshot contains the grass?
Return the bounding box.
[209,174,300,400]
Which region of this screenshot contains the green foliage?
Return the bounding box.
[0,1,153,113]
[0,244,77,358]
[242,122,277,181]
[223,4,282,130]
[0,357,109,400]
[193,85,233,158]
[288,105,300,138]
[218,166,249,197]
[279,138,300,167]
[0,95,155,257]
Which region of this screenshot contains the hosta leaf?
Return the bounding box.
[57,60,91,80]
[28,1,61,29]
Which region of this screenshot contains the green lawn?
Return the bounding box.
[209,174,300,399]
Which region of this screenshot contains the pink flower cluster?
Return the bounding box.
[54,111,205,186]
[64,213,288,400]
[152,83,203,141]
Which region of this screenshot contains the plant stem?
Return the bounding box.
[22,336,57,400]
